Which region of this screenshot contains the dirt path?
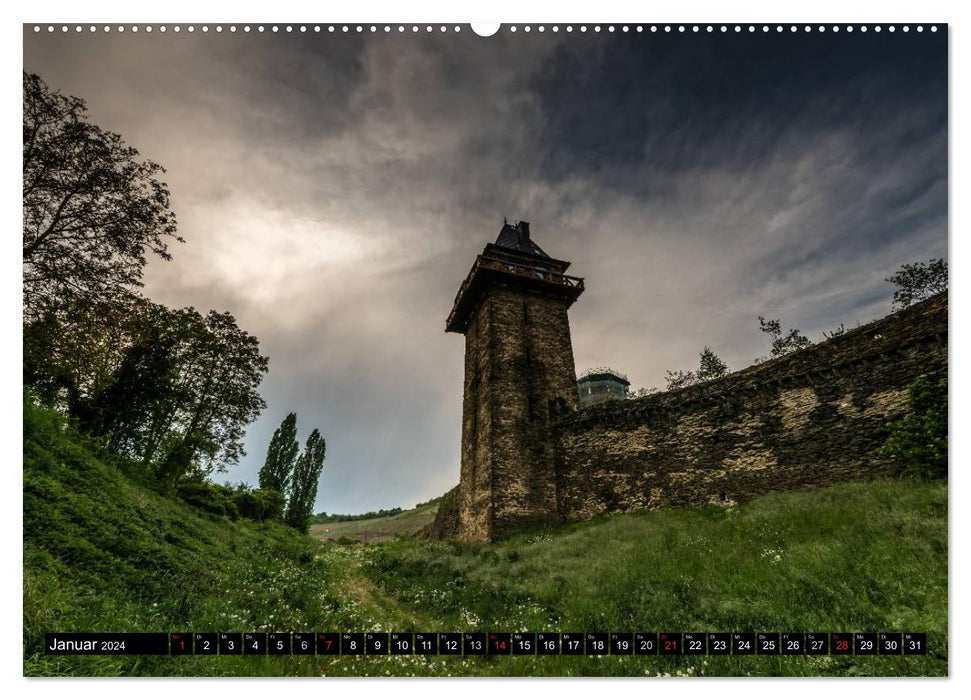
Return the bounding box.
[327,546,437,630]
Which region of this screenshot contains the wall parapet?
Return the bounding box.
[557,292,947,432]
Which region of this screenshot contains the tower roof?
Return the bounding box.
[495,221,549,258]
[578,367,631,386]
[445,219,584,334]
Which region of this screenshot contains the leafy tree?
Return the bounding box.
[23,296,136,411]
[665,347,729,390]
[880,375,947,481]
[81,301,182,453]
[22,75,268,488]
[697,346,728,381]
[259,489,287,522]
[286,429,326,533]
[259,413,299,494]
[22,73,182,318]
[24,296,268,486]
[887,258,948,310]
[665,369,697,391]
[310,507,405,525]
[147,308,269,487]
[758,316,812,358]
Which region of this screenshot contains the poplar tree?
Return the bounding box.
[259,413,299,494]
[286,429,326,533]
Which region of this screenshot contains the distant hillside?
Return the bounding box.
[309,502,439,542]
[309,496,442,525]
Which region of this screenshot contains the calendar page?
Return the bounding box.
[21,13,949,682]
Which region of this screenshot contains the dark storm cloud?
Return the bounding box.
[23,27,947,513]
[531,32,946,179]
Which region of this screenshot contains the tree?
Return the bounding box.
[84,305,182,453]
[22,74,269,488]
[24,296,268,486]
[232,484,286,523]
[286,429,326,533]
[259,413,299,494]
[758,316,812,358]
[887,258,948,310]
[23,295,137,412]
[665,369,697,391]
[23,72,182,318]
[697,346,728,381]
[880,375,947,481]
[148,308,269,487]
[665,347,729,390]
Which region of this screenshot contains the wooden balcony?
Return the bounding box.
[446,254,585,333]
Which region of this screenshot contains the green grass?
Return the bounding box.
[23,395,367,676]
[309,503,438,542]
[24,395,947,676]
[361,480,947,676]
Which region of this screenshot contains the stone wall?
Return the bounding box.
[551,293,947,522]
[417,486,460,539]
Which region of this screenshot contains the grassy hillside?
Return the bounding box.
[23,395,362,676]
[309,503,438,542]
[24,396,947,676]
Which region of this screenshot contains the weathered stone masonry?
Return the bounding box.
[447,222,583,541]
[552,293,947,522]
[441,222,947,541]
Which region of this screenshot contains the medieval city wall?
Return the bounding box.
[550,293,947,522]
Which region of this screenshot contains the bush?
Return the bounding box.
[881,374,948,481]
[233,489,263,521]
[231,487,286,523]
[176,481,238,519]
[259,489,286,522]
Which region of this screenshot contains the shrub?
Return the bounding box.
[232,489,263,521]
[176,481,239,519]
[230,487,286,523]
[881,374,948,481]
[258,489,286,522]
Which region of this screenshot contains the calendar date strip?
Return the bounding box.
[45,632,928,656]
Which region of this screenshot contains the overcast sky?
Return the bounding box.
[23,26,947,514]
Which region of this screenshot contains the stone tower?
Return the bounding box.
[446,221,585,541]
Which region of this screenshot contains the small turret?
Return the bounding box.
[577,367,631,408]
